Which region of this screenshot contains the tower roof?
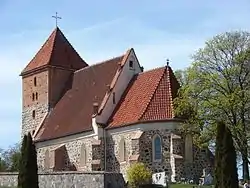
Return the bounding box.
[20,27,88,76]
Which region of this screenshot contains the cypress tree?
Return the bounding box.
[214,121,224,188]
[18,133,39,188]
[221,124,239,188]
[215,121,239,188]
[18,134,28,188]
[26,132,39,188]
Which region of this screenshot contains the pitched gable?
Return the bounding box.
[35,55,124,141]
[21,27,88,75]
[95,48,142,124]
[108,65,180,128]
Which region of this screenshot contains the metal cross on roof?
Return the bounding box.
[166,59,170,66]
[52,12,62,27]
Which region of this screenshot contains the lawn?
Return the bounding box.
[0,185,214,188]
[170,184,213,188]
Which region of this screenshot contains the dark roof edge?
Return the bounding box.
[34,128,92,143]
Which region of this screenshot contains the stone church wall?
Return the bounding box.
[35,127,214,184]
[36,135,102,172]
[22,103,48,137]
[171,135,214,183]
[106,130,138,180]
[0,171,125,188]
[139,130,172,174]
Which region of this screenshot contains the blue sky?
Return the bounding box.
[0,0,249,155]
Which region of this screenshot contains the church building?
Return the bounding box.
[20,27,214,182]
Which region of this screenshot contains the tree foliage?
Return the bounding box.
[127,162,152,188]
[0,143,21,172]
[174,31,250,179]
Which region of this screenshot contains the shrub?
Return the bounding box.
[127,162,152,188]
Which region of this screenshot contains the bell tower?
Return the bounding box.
[20,27,88,138]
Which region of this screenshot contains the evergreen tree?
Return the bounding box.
[18,133,39,188]
[26,133,39,188]
[214,121,224,188]
[214,121,239,188]
[18,135,28,188]
[221,124,239,188]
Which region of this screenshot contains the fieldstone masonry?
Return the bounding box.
[37,137,95,172]
[22,103,48,137]
[105,129,214,183]
[139,130,172,174]
[106,131,135,180]
[34,127,214,184]
[0,172,125,188]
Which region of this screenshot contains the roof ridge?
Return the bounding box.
[74,55,124,74]
[48,28,58,66]
[21,28,56,74]
[21,27,88,75]
[138,66,166,75]
[52,28,87,66]
[97,48,133,114]
[138,66,167,120]
[166,66,177,118]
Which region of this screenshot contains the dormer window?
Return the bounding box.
[34,77,37,86]
[129,61,133,68]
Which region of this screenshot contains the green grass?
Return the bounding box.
[170,184,213,188]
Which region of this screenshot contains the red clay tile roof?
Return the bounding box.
[21,27,88,75]
[107,65,180,128]
[35,55,124,141]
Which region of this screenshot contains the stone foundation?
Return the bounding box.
[0,171,125,188]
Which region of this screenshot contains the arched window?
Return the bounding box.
[44,149,50,170]
[152,134,162,162]
[80,143,87,166]
[35,92,38,100]
[119,137,126,162]
[32,93,35,101]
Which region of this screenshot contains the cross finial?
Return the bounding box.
[52,12,62,27]
[166,59,170,66]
